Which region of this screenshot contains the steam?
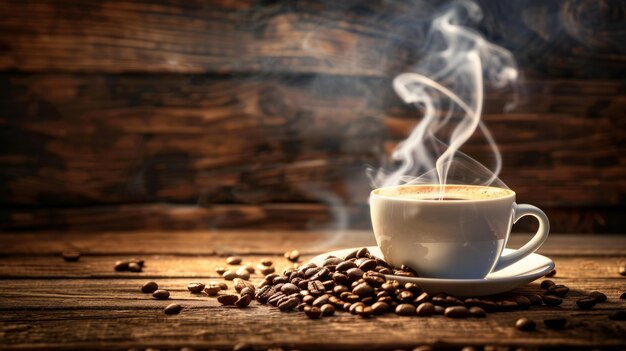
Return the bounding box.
[372,1,519,194]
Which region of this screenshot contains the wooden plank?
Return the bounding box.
[1,231,626,256]
[0,291,624,350]
[0,254,623,279]
[0,1,624,78]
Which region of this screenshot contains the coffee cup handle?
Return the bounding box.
[493,203,550,272]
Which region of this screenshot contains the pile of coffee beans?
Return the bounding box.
[114,258,145,272]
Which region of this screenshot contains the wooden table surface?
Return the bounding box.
[0,230,625,350]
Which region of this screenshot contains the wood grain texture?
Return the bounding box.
[0,231,624,350]
[0,0,624,78]
[1,73,625,232]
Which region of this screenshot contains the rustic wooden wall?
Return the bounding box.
[0,0,625,233]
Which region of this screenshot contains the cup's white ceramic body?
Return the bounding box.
[370,184,550,279]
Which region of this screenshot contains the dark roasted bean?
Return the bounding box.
[297,279,310,290]
[540,279,555,289]
[344,293,361,303]
[480,300,498,312]
[344,249,358,260]
[332,272,350,286]
[297,303,307,311]
[284,250,300,262]
[308,280,325,295]
[305,306,323,319]
[141,281,158,293]
[444,306,469,318]
[217,294,238,305]
[589,291,607,303]
[434,305,445,315]
[398,290,414,302]
[355,305,373,318]
[152,289,170,300]
[446,296,463,306]
[255,286,275,304]
[349,302,363,314]
[323,257,344,267]
[356,248,371,258]
[128,262,142,272]
[468,306,486,318]
[130,258,144,267]
[280,283,300,295]
[527,294,543,306]
[235,294,252,308]
[515,296,531,309]
[336,261,357,272]
[259,265,276,276]
[240,287,255,297]
[226,256,242,265]
[268,292,285,306]
[371,301,389,314]
[414,292,430,305]
[377,296,393,304]
[215,267,226,275]
[361,296,374,305]
[222,270,238,280]
[620,292,626,299]
[322,280,336,290]
[358,259,377,272]
[353,283,374,298]
[463,298,481,308]
[547,284,569,297]
[187,282,205,293]
[302,295,315,305]
[310,267,331,281]
[346,268,365,281]
[62,251,80,262]
[515,318,536,331]
[363,271,386,285]
[333,285,348,295]
[381,282,397,294]
[619,265,626,276]
[414,346,434,351]
[499,300,518,311]
[378,267,393,275]
[395,303,415,316]
[164,303,182,315]
[278,297,299,311]
[544,317,567,329]
[204,284,222,296]
[416,302,434,317]
[114,260,129,271]
[432,297,448,307]
[312,295,330,307]
[233,343,253,351]
[233,278,255,293]
[609,311,626,320]
[260,258,273,266]
[576,297,596,309]
[545,269,556,277]
[404,283,421,294]
[321,304,335,316]
[542,294,563,306]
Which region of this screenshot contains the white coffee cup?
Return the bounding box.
[370,184,549,279]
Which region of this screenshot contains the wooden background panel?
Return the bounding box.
[0,0,624,78]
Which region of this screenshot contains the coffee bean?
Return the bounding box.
[332,285,348,296]
[187,283,205,293]
[413,292,430,305]
[260,258,273,266]
[434,305,445,315]
[321,304,335,316]
[416,302,434,317]
[353,283,374,298]
[235,294,252,308]
[542,294,563,306]
[463,298,480,308]
[323,257,344,267]
[346,268,364,281]
[305,306,323,319]
[164,303,182,315]
[268,292,286,306]
[141,281,158,293]
[240,287,255,298]
[331,272,349,286]
[576,297,596,309]
[114,260,129,271]
[280,283,299,295]
[336,261,357,272]
[444,306,469,318]
[62,251,80,262]
[233,343,253,351]
[498,300,518,312]
[547,284,569,297]
[459,347,476,351]
[349,302,363,314]
[278,297,299,311]
[356,248,371,259]
[235,267,251,280]
[152,289,170,300]
[527,294,543,306]
[356,305,373,318]
[218,282,228,290]
[129,258,144,267]
[363,271,386,286]
[400,265,419,276]
[222,270,238,280]
[620,292,626,299]
[480,300,498,312]
[468,306,486,318]
[404,283,421,294]
[545,269,556,277]
[398,290,414,302]
[540,279,555,289]
[343,249,358,260]
[312,295,330,307]
[310,267,331,281]
[544,317,567,329]
[215,267,226,275]
[432,297,448,307]
[128,262,142,272]
[217,294,238,306]
[395,303,415,316]
[446,296,463,306]
[371,301,389,314]
[515,318,536,331]
[619,265,626,276]
[307,280,325,295]
[358,259,377,272]
[234,278,255,293]
[380,282,397,294]
[609,311,626,320]
[588,291,607,303]
[226,256,242,265]
[515,296,531,309]
[284,250,300,262]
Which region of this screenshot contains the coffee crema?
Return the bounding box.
[373,184,513,201]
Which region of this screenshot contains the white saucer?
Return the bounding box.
[309,247,554,297]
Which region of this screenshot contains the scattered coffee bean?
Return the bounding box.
[234,278,255,293]
[128,262,142,272]
[240,287,255,298]
[609,311,626,320]
[527,294,543,306]
[278,297,299,311]
[114,260,129,271]
[542,294,563,306]
[540,279,555,289]
[499,300,518,312]
[620,292,626,299]
[204,284,221,296]
[260,258,273,266]
[445,306,469,318]
[226,256,242,265]
[544,317,567,329]
[152,289,170,300]
[468,306,486,318]
[515,318,536,331]
[515,296,531,309]
[588,291,607,303]
[222,270,239,280]
[217,294,238,306]
[619,265,626,276]
[187,283,205,293]
[576,297,597,309]
[284,250,300,262]
[416,302,435,317]
[215,267,226,275]
[130,258,144,267]
[235,294,252,308]
[141,281,158,294]
[547,284,569,297]
[321,304,335,316]
[305,306,323,319]
[235,267,251,280]
[545,269,556,277]
[218,282,228,290]
[434,305,445,315]
[396,303,415,316]
[164,303,182,315]
[259,265,275,275]
[371,301,389,314]
[62,251,80,262]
